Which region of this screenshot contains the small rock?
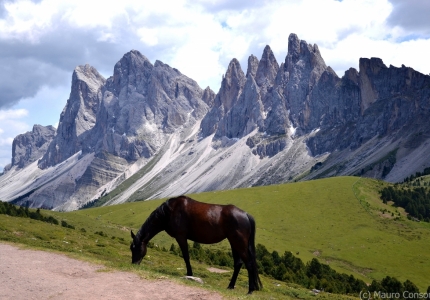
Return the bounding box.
[182,276,204,284]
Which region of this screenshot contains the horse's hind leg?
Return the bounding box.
[231,241,257,294]
[176,237,193,276]
[228,234,257,293]
[227,249,243,289]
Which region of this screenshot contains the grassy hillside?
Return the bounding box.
[1,176,429,296]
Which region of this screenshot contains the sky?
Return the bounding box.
[0,0,430,172]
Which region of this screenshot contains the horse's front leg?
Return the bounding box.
[176,237,193,276]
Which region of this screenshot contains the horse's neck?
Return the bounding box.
[140,213,165,243]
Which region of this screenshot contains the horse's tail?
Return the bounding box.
[247,213,263,291]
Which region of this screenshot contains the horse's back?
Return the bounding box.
[165,196,251,244]
[168,195,248,222]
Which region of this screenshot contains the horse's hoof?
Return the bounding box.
[227,286,235,290]
[247,291,254,295]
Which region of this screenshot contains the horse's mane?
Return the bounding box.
[136,201,169,241]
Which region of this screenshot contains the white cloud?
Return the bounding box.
[0,108,28,120]
[14,85,68,127]
[0,114,29,134]
[0,0,57,42]
[0,137,13,147]
[137,27,159,46]
[2,0,428,88]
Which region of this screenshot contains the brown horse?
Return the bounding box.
[130,195,262,294]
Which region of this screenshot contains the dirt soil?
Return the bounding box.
[0,243,223,299]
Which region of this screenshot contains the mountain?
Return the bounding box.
[3,124,56,171]
[1,33,430,211]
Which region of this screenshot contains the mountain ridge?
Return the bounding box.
[1,33,430,211]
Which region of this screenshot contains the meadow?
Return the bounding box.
[1,176,429,298]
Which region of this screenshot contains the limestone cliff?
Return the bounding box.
[2,33,430,211]
[5,125,56,170]
[38,65,105,169]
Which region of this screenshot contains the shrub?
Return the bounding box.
[0,201,65,227]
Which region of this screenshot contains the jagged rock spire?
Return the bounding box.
[284,33,329,132]
[217,58,246,111]
[202,86,216,107]
[215,73,263,139]
[110,50,153,97]
[8,125,56,170]
[200,58,245,137]
[246,54,259,78]
[255,45,279,87]
[39,64,105,169]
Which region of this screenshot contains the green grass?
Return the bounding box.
[182,177,429,290]
[1,176,430,297]
[0,215,348,299]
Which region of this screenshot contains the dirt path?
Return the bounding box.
[0,243,223,300]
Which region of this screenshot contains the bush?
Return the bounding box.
[95,231,107,237]
[61,220,75,229]
[0,201,67,227]
[379,186,430,222]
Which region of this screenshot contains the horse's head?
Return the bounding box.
[130,230,147,264]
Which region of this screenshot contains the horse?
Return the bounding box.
[130,195,262,294]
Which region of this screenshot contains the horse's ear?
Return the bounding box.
[131,230,136,239]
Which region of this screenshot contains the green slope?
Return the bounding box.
[1,176,429,295]
[71,176,430,290]
[191,177,429,290]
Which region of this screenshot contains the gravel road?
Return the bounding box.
[0,243,223,299]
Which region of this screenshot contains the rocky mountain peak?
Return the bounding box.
[6,124,56,171]
[215,72,263,139]
[287,33,301,61]
[110,50,153,97]
[359,57,387,75]
[344,67,359,85]
[283,33,330,132]
[220,58,245,110]
[38,64,105,169]
[75,64,105,86]
[200,58,246,137]
[358,57,388,113]
[255,45,279,87]
[246,54,259,78]
[71,65,106,124]
[84,52,209,161]
[286,33,327,73]
[202,86,216,107]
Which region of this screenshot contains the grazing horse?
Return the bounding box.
[130,195,262,294]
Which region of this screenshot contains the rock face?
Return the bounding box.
[38,65,105,169]
[7,125,56,170]
[85,50,209,161]
[2,50,209,210]
[203,45,282,141]
[307,58,430,156]
[2,33,430,211]
[255,45,279,88]
[202,87,216,107]
[282,34,329,134]
[215,73,264,139]
[200,58,246,137]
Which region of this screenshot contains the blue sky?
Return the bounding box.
[0,0,430,171]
